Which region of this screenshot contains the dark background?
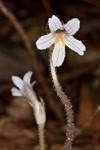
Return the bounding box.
[0,0,100,149]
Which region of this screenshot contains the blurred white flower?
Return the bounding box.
[36,15,86,67]
[11,71,46,125]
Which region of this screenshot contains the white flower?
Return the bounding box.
[36,15,86,67]
[11,71,46,125]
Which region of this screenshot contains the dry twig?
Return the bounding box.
[75,105,100,137]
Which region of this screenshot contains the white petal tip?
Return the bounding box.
[11,76,16,81]
[78,50,85,56]
[11,76,19,83]
[79,53,84,56]
[52,15,56,17]
[27,71,33,74]
[54,65,61,67]
[52,15,57,19]
[31,81,36,86]
[36,33,54,50]
[70,18,80,25]
[48,15,62,32]
[52,61,63,67]
[11,87,22,96]
[36,40,44,50]
[11,75,23,90]
[24,71,33,78]
[74,18,80,22]
[83,46,86,51]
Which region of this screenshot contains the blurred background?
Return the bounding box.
[0,0,100,149]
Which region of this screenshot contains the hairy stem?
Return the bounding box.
[50,59,74,150]
[38,124,45,150]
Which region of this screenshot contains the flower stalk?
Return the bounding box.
[38,124,45,150]
[50,58,74,150]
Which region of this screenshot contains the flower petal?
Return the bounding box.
[23,71,33,85]
[36,33,55,50]
[48,15,63,32]
[65,35,86,55]
[64,18,80,35]
[12,76,23,90]
[52,41,65,67]
[11,87,22,96]
[31,81,36,87]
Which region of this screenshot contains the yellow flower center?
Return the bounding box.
[54,32,65,45]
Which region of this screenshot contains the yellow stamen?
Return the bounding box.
[55,32,65,45]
